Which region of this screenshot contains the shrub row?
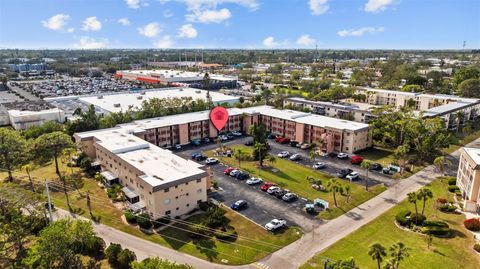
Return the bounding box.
[423,220,449,228]
[124,210,137,224]
[422,226,450,236]
[448,185,460,193]
[439,204,457,213]
[447,177,457,186]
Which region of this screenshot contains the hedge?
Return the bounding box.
[422,226,450,236]
[464,218,480,231]
[439,204,457,213]
[395,210,411,227]
[136,213,153,230]
[423,220,449,228]
[447,177,457,186]
[448,185,460,193]
[124,211,137,224]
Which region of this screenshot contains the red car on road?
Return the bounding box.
[261,182,277,192]
[351,155,364,164]
[223,167,237,174]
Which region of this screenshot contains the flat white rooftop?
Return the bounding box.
[424,101,476,116]
[241,105,310,121]
[118,69,237,82]
[463,147,480,167]
[295,113,370,131]
[89,129,205,188]
[8,108,64,117]
[133,107,244,130]
[78,87,239,113]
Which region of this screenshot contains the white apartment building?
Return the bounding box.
[457,147,480,213]
[7,108,65,130]
[74,127,208,218]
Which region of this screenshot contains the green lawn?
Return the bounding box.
[2,161,302,265]
[206,145,386,220]
[301,179,480,269]
[359,147,395,166]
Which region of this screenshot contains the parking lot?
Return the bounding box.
[175,135,394,232]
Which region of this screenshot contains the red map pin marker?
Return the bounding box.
[210,106,229,131]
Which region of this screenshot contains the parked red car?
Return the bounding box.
[223,167,237,174]
[275,136,290,144]
[351,155,364,164]
[261,182,277,192]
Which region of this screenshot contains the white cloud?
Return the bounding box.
[309,0,329,15]
[164,9,174,18]
[67,28,75,33]
[263,36,279,48]
[364,0,396,13]
[118,18,131,26]
[125,0,149,8]
[153,36,174,48]
[178,24,198,38]
[296,34,315,46]
[162,0,259,11]
[73,36,108,49]
[337,26,385,37]
[81,17,102,31]
[138,22,161,37]
[41,14,70,31]
[186,8,231,24]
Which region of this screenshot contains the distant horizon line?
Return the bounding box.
[0,47,478,51]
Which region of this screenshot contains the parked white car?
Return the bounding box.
[312,162,326,169]
[174,144,182,150]
[265,219,287,231]
[246,177,263,185]
[205,158,219,165]
[346,171,360,181]
[289,153,301,161]
[231,131,242,136]
[267,186,281,194]
[337,152,349,159]
[277,151,290,158]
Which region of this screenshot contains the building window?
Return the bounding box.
[175,196,178,199]
[185,182,189,185]
[164,198,171,205]
[186,203,190,207]
[175,185,178,188]
[197,188,202,193]
[196,178,202,183]
[165,210,171,215]
[176,207,179,211]
[164,188,169,193]
[197,200,202,204]
[186,193,189,196]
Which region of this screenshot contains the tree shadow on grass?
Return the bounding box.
[90,213,101,223]
[194,238,218,262]
[433,249,447,257]
[69,206,85,215]
[158,223,192,250]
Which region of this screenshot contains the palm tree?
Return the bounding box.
[433,156,452,176]
[234,148,245,168]
[417,188,433,215]
[407,192,419,224]
[393,145,408,175]
[455,111,464,134]
[22,164,35,192]
[327,178,343,207]
[309,144,317,162]
[361,160,372,191]
[267,154,276,165]
[86,192,92,216]
[345,185,352,203]
[389,242,410,269]
[369,243,387,269]
[254,142,268,167]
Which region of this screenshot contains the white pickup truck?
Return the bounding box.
[265,219,287,231]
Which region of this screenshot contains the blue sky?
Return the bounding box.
[0,0,478,49]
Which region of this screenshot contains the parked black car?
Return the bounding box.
[289,141,299,147]
[371,163,382,171]
[236,171,250,180]
[336,168,353,178]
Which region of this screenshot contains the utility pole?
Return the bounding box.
[45,181,53,223]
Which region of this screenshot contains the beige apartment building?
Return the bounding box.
[74,127,208,218]
[457,147,480,213]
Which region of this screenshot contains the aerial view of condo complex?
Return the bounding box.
[1,0,480,268]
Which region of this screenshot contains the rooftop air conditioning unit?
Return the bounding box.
[113,103,121,108]
[97,95,103,99]
[140,91,146,95]
[195,90,201,94]
[137,96,143,100]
